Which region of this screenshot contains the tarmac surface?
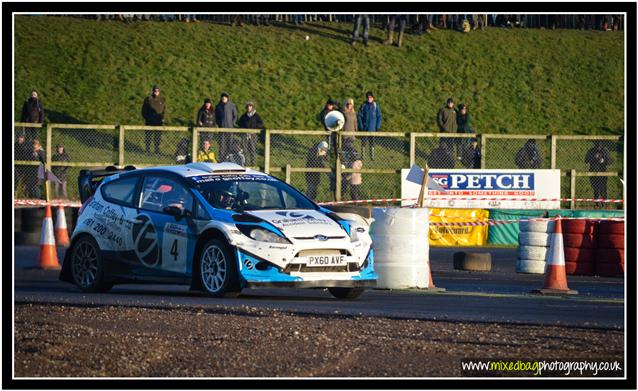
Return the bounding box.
[13,246,625,329]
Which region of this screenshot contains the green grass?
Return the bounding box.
[15,16,624,134]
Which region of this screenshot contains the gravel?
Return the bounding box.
[14,303,624,377]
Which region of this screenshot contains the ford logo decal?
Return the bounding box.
[314,235,328,241]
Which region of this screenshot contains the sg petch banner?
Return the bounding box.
[401,169,561,209]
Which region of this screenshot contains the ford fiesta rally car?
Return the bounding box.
[59,162,376,299]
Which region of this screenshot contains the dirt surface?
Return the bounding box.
[14,303,624,378]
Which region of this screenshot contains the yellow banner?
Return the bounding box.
[429,208,489,246]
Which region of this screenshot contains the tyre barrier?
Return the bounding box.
[563,233,596,249]
[516,259,546,274]
[519,220,555,233]
[517,245,548,261]
[595,220,624,278]
[562,219,597,235]
[598,234,624,249]
[563,247,595,276]
[453,252,492,272]
[565,261,594,276]
[595,261,624,277]
[598,220,624,235]
[15,207,79,246]
[518,232,550,247]
[20,207,45,233]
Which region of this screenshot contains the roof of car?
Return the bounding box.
[134,162,268,178]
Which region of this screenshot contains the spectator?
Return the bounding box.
[340,137,363,200]
[428,138,456,169]
[319,98,339,150]
[456,103,475,154]
[27,139,46,199]
[515,139,542,169]
[223,140,246,166]
[414,14,436,35]
[196,98,216,128]
[51,143,70,199]
[141,85,166,154]
[197,138,218,163]
[357,91,382,160]
[20,90,45,140]
[174,137,191,164]
[305,140,332,200]
[238,101,264,166]
[585,141,613,208]
[341,98,358,145]
[351,14,370,47]
[14,133,31,196]
[385,15,407,47]
[436,97,458,153]
[461,138,481,169]
[215,92,238,159]
[472,14,487,30]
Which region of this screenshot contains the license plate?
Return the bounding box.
[306,255,347,267]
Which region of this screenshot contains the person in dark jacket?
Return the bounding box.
[428,138,456,169]
[341,98,358,145]
[461,138,481,169]
[27,139,46,199]
[51,143,70,199]
[174,137,191,164]
[456,103,475,156]
[20,90,45,140]
[357,91,382,160]
[319,98,339,151]
[141,85,166,154]
[437,98,458,154]
[215,92,238,159]
[14,133,31,197]
[238,102,264,166]
[585,141,613,207]
[515,139,543,169]
[305,140,332,200]
[196,98,216,128]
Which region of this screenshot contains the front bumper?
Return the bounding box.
[246,279,377,289]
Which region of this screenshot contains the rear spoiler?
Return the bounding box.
[78,165,136,203]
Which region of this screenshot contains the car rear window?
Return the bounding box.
[101,176,138,206]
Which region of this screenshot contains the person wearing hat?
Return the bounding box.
[196,98,216,128]
[305,140,333,201]
[437,97,458,155]
[238,101,264,166]
[318,98,340,151]
[215,92,238,159]
[141,85,166,154]
[51,143,70,199]
[357,91,382,160]
[20,90,45,141]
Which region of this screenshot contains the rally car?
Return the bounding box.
[60,162,376,299]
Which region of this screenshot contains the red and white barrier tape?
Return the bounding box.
[428,216,625,227]
[14,199,82,208]
[318,197,624,206]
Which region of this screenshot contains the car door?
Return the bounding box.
[137,175,196,278]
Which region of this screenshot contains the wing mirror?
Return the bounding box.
[163,204,191,220]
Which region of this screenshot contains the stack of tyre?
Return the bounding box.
[516,220,554,274]
[562,220,597,276]
[595,221,624,277]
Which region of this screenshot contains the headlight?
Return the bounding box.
[249,228,291,244]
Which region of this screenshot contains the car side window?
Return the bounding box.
[139,176,193,213]
[101,176,138,206]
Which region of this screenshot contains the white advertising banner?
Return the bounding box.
[401,168,561,209]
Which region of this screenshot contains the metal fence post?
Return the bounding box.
[409,132,416,167]
[285,164,291,184]
[550,134,557,169]
[569,168,576,209]
[335,131,342,202]
[45,123,53,202]
[264,129,271,174]
[191,126,198,163]
[480,134,487,169]
[118,125,125,167]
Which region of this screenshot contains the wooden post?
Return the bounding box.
[335,131,342,202]
[264,129,271,174]
[480,133,487,169]
[417,163,429,208]
[285,164,291,184]
[550,134,557,169]
[191,127,198,163]
[118,125,125,167]
[569,169,576,209]
[409,132,416,167]
[45,123,52,202]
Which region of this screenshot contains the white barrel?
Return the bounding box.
[371,207,430,289]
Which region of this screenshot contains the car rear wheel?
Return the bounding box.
[328,287,365,300]
[70,236,112,293]
[199,239,241,297]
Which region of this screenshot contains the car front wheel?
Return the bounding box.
[70,236,112,293]
[198,239,241,297]
[328,287,365,300]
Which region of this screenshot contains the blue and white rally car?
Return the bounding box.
[60,163,376,299]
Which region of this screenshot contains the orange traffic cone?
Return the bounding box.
[55,205,70,247]
[38,204,61,269]
[532,217,578,295]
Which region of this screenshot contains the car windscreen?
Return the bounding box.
[191,174,317,212]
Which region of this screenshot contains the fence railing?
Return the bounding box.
[13,123,624,208]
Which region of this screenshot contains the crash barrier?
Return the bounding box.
[428,208,489,246]
[516,219,553,274]
[371,207,441,290]
[318,197,625,206]
[563,219,597,276]
[14,202,79,246]
[14,122,623,204]
[596,221,624,277]
[532,218,578,295]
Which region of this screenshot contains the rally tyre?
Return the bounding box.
[562,220,597,235]
[516,259,546,274]
[70,235,112,293]
[565,261,594,276]
[198,239,241,298]
[598,221,624,235]
[328,287,365,300]
[598,234,624,249]
[518,232,550,247]
[595,248,624,264]
[453,252,492,271]
[563,233,596,249]
[564,247,595,263]
[519,220,554,233]
[517,246,548,262]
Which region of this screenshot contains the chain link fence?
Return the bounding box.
[12,123,625,208]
